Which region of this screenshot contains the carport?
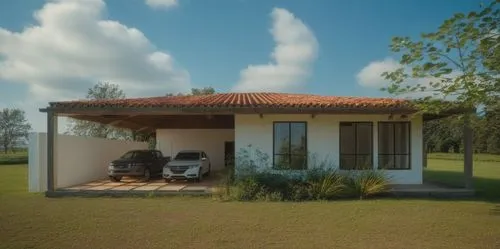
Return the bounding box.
[39,95,237,194]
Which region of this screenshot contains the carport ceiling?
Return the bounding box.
[65,114,235,131]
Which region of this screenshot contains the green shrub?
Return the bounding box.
[306,169,345,200]
[290,183,311,201]
[254,172,293,195]
[255,190,283,202]
[230,172,292,201]
[230,177,264,201]
[344,170,390,200]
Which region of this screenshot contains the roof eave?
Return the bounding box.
[41,105,419,116]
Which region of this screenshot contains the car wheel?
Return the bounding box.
[205,164,211,176]
[143,168,151,182]
[196,168,203,182]
[109,176,122,182]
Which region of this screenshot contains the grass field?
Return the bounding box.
[425,153,500,200]
[427,153,500,162]
[0,155,499,249]
[0,150,28,165]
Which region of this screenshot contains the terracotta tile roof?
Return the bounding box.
[48,92,415,112]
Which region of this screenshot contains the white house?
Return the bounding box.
[36,92,464,192]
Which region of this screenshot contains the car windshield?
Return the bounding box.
[120,151,150,159]
[120,151,136,159]
[174,152,200,160]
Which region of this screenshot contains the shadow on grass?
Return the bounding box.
[424,169,500,203]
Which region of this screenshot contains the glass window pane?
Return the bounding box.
[274,123,290,154]
[274,155,290,170]
[291,123,307,155]
[340,155,356,170]
[378,123,394,154]
[356,155,372,170]
[340,123,355,154]
[356,123,372,154]
[395,123,410,154]
[291,155,307,170]
[395,155,410,169]
[378,155,394,169]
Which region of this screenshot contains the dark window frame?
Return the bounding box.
[377,121,412,170]
[272,121,308,170]
[339,122,374,170]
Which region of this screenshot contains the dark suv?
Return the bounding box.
[108,150,170,182]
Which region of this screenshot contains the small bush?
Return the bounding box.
[290,182,311,201]
[254,172,293,196]
[344,170,390,199]
[230,172,292,201]
[230,177,264,201]
[306,169,345,200]
[256,190,283,202]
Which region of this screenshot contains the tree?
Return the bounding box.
[382,0,499,113]
[66,82,132,140]
[166,87,216,96]
[0,108,31,153]
[381,0,499,188]
[190,87,216,95]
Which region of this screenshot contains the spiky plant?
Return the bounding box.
[345,170,390,200]
[307,170,346,200]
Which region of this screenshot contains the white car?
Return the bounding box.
[163,150,211,182]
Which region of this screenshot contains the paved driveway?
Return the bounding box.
[61,176,219,194]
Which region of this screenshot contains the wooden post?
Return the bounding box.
[46,111,56,192]
[463,114,473,189]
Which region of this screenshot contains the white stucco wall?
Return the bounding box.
[28,133,148,192]
[156,129,235,172]
[234,114,423,184]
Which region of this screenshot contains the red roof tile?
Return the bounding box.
[48,92,415,111]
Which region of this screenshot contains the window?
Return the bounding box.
[273,122,307,170]
[378,122,411,169]
[339,122,373,170]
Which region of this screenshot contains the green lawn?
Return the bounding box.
[424,153,500,200]
[1,164,500,248]
[428,153,500,162]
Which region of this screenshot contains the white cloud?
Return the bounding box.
[356,57,401,87]
[145,0,178,10]
[356,57,463,99]
[232,8,318,92]
[0,0,190,132]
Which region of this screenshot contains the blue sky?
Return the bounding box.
[0,0,481,131]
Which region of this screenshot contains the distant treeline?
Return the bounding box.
[424,102,500,155]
